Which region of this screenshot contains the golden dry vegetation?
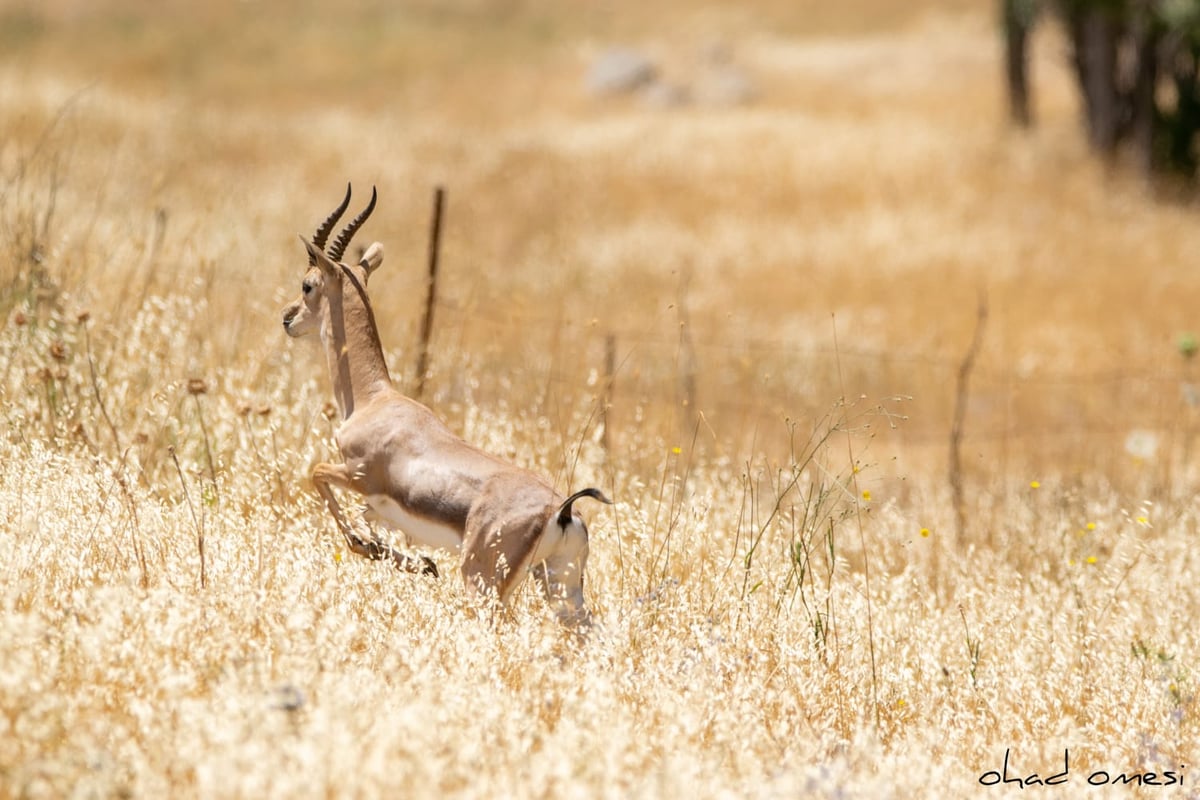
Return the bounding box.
[2,1,1199,797]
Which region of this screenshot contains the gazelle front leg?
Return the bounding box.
[311,462,438,576]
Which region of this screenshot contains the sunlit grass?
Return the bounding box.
[1,1,1199,797]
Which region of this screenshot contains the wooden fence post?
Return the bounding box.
[414,186,445,399]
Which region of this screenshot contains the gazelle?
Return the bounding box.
[281,185,611,626]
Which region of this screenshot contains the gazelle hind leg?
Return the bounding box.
[460,511,569,629]
[459,523,533,622]
[531,559,592,629]
[311,462,438,576]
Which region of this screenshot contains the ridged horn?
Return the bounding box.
[328,185,377,263]
[310,183,353,265]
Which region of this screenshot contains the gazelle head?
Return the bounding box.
[282,184,382,338]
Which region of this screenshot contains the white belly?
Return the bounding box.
[364,494,463,553]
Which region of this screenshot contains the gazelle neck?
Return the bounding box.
[321,269,392,420]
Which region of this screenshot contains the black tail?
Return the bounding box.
[556,488,613,527]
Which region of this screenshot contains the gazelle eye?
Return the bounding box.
[302,282,313,295]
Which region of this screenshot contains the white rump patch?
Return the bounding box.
[364,495,463,553]
[531,516,587,567]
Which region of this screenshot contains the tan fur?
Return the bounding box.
[282,189,609,625]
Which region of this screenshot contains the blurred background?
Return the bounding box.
[4,0,1200,515]
[10,7,1200,794]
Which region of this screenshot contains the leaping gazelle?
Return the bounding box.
[282,184,611,626]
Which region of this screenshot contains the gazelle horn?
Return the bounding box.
[328,186,377,263]
[310,183,352,266]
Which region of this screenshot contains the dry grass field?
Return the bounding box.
[2,1,1200,797]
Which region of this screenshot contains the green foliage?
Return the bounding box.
[1178,332,1198,360]
[1161,0,1200,32]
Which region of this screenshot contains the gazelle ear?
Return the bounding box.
[360,242,384,275]
[300,236,339,276]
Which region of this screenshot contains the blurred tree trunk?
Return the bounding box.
[1008,0,1200,181]
[1128,2,1158,177]
[1165,42,1200,174]
[1002,0,1037,126]
[1064,1,1123,155]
